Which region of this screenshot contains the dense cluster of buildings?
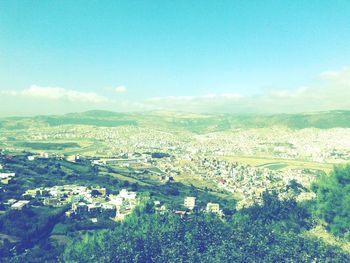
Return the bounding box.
[66,188,137,221]
[4,185,138,222]
[182,157,317,207]
[86,151,320,208]
[8,123,350,163]
[2,122,349,213]
[2,178,223,221]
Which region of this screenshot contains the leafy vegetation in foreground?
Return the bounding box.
[313,164,350,239]
[64,191,350,263]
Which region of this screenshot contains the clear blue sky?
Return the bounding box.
[0,1,350,115]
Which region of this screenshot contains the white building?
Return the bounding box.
[119,189,137,200]
[184,197,196,210]
[11,200,30,210]
[0,173,16,184]
[27,156,35,161]
[206,203,220,214]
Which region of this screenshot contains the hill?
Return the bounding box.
[1,110,350,133]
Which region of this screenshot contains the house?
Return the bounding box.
[4,199,17,208]
[184,197,196,210]
[206,203,220,214]
[119,189,137,200]
[108,195,123,207]
[156,205,167,214]
[43,197,60,207]
[40,152,49,159]
[11,200,30,210]
[66,155,80,163]
[0,173,16,184]
[65,211,73,218]
[22,189,39,199]
[27,156,35,161]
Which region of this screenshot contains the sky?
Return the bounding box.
[0,0,350,116]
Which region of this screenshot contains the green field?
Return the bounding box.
[220,155,334,173]
[258,163,289,170]
[17,142,80,151]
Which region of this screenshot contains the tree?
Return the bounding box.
[63,201,350,262]
[313,164,350,239]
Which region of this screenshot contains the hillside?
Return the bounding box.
[1,110,350,133]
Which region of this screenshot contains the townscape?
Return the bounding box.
[1,114,349,262]
[3,124,350,163]
[2,115,348,211]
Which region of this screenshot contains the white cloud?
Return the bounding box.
[320,68,350,86]
[221,93,242,99]
[115,86,127,93]
[269,86,309,98]
[150,93,242,101]
[320,70,340,79]
[1,85,108,103]
[145,68,350,113]
[1,68,350,116]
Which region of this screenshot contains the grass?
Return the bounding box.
[101,171,150,186]
[50,234,71,246]
[101,164,236,201]
[258,163,289,170]
[174,173,236,200]
[52,223,70,235]
[175,173,218,190]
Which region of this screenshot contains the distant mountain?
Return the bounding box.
[1,110,349,133]
[256,111,350,129]
[35,111,137,127]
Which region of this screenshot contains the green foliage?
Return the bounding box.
[52,223,70,235]
[0,207,65,240]
[8,240,64,263]
[313,164,350,239]
[0,205,68,261]
[242,190,314,233]
[64,192,350,262]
